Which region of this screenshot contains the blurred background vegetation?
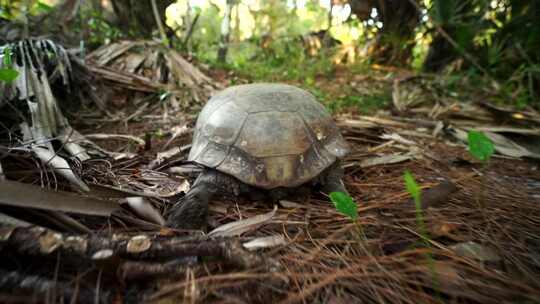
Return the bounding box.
[1,0,538,110]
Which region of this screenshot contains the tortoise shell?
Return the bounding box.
[188,83,349,189]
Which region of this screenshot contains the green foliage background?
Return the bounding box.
[2,0,538,109]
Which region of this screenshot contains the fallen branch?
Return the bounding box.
[0,269,110,304]
[0,226,273,270]
[117,259,195,281]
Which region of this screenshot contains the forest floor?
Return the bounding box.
[71,61,540,302]
[3,42,540,303]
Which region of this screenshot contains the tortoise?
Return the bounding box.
[167,83,350,229]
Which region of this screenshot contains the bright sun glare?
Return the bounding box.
[166,0,358,43]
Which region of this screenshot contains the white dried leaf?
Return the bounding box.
[125,197,165,226]
[450,241,501,262]
[279,200,304,209]
[243,235,287,251]
[58,128,91,161]
[208,205,277,237]
[359,154,413,168]
[85,133,145,146]
[32,146,89,192]
[381,133,416,146]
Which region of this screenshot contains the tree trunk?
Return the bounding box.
[423,34,455,72]
[217,0,234,63]
[110,0,174,38]
[349,0,419,64]
[422,0,474,72]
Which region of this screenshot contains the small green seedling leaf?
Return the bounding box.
[403,170,421,202]
[3,47,12,66]
[467,130,494,163]
[0,68,19,83]
[404,170,430,245]
[329,192,358,220]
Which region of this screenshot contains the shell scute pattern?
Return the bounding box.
[235,112,311,158]
[189,83,349,189]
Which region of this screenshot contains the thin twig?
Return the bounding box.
[151,0,169,46]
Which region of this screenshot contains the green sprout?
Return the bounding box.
[0,47,19,83]
[329,191,358,220]
[330,191,372,256]
[403,170,440,297]
[467,130,494,164]
[467,130,494,209]
[404,170,425,233]
[3,47,12,66]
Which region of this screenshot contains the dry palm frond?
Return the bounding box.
[86,40,222,109]
[0,39,92,191]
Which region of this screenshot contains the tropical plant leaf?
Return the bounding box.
[433,0,458,25]
[467,130,494,163]
[36,2,53,13]
[329,192,358,220]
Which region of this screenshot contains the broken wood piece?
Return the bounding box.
[243,235,287,251]
[147,145,186,169]
[163,123,191,148]
[167,162,201,176]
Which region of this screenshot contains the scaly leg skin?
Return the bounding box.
[166,169,242,230]
[321,161,349,195]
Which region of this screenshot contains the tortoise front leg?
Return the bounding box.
[166,169,241,230]
[321,161,349,195]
